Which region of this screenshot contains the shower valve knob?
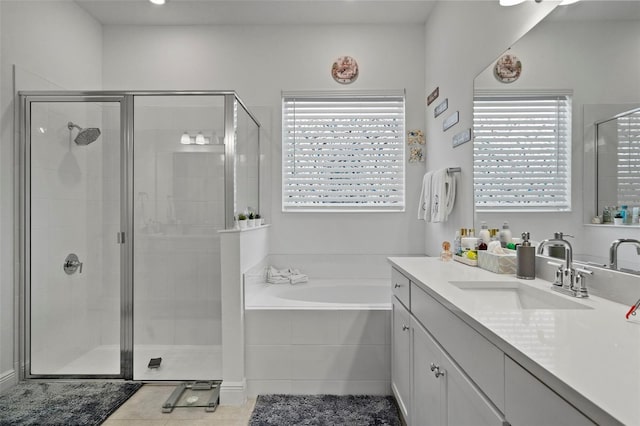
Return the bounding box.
[64,253,83,275]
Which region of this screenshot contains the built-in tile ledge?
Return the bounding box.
[218,224,271,234]
[584,223,640,228]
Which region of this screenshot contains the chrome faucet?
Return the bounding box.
[537,232,591,298]
[609,239,640,270]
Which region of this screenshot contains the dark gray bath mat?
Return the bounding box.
[249,394,402,426]
[0,381,142,426]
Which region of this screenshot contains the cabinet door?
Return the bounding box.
[442,349,506,426]
[505,357,596,426]
[392,297,412,423]
[413,320,444,426]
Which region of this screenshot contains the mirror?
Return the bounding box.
[473,1,640,265]
[595,106,640,223]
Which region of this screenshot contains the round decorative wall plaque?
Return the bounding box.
[494,53,522,83]
[331,56,359,84]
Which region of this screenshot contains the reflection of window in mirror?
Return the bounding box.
[473,91,572,212]
[596,108,640,214]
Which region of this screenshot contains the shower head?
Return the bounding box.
[67,121,101,145]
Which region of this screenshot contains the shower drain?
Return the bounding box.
[162,380,222,413]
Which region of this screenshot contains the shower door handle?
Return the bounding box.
[64,253,83,275]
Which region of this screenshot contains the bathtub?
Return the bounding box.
[244,273,392,396]
[245,278,391,310]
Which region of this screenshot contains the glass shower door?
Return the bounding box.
[132,95,224,380]
[26,98,125,377]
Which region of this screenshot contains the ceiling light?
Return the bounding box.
[180,132,191,145]
[149,0,166,5]
[499,0,526,5]
[559,0,581,5]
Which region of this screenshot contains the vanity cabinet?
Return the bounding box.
[391,297,412,423]
[391,264,599,426]
[413,318,504,426]
[391,267,506,425]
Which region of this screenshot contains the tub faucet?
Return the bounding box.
[609,239,640,271]
[537,232,591,298]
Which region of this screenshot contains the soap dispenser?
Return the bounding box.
[516,232,535,280]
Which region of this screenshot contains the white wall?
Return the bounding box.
[102,24,427,257]
[475,17,640,267]
[422,1,558,256]
[0,0,102,385]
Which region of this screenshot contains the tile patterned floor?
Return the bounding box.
[103,385,256,426]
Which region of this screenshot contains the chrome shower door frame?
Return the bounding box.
[18,93,133,380]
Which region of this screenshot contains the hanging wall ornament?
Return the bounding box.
[331,56,359,84]
[494,53,522,83]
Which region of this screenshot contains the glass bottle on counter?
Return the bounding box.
[440,241,453,262]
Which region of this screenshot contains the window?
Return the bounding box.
[282,91,405,211]
[615,110,640,206]
[473,91,572,211]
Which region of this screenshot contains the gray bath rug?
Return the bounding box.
[249,394,402,426]
[0,381,142,426]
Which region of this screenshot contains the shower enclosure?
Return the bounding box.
[18,91,260,381]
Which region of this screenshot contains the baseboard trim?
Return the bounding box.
[220,379,247,406]
[0,370,17,393]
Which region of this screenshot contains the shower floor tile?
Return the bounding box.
[134,345,222,381]
[33,344,222,381]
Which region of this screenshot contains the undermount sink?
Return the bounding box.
[448,281,593,310]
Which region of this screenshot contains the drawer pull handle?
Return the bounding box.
[394,283,402,288]
[402,324,409,331]
[430,363,445,378]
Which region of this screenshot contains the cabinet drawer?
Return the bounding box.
[391,267,410,308]
[411,282,505,413]
[505,357,595,426]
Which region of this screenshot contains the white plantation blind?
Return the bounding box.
[473,92,572,211]
[617,111,640,206]
[282,91,405,211]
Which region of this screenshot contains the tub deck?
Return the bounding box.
[245,277,391,310]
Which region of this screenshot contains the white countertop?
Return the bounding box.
[388,256,640,426]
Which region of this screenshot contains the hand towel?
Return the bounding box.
[430,168,456,223]
[417,171,433,221]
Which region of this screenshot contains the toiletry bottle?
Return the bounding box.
[603,206,611,224]
[633,207,639,224]
[440,241,453,262]
[621,205,629,224]
[516,232,535,280]
[454,231,461,256]
[479,221,490,245]
[499,222,512,248]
